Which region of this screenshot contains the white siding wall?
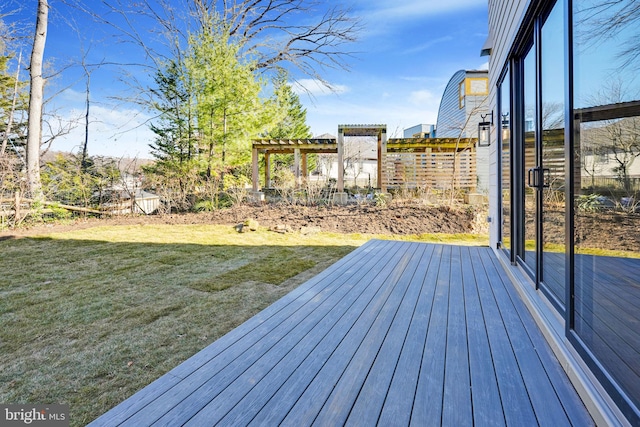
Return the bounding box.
[437,69,490,192]
[487,0,530,248]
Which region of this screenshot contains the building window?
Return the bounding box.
[467,77,489,95]
[459,80,465,108]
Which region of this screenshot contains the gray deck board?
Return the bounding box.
[479,248,572,426]
[90,240,593,427]
[461,246,505,427]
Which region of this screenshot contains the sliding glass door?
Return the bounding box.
[572,0,640,417]
[499,71,511,256]
[501,0,640,420]
[539,1,566,309]
[514,1,566,313]
[520,44,537,276]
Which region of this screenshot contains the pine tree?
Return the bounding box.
[185,13,273,177]
[148,59,197,164]
[268,69,312,140]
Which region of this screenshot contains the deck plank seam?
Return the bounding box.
[196,242,413,425]
[481,249,574,426]
[469,248,537,425]
[344,243,434,425]
[250,240,413,425]
[166,241,406,426]
[374,243,439,425]
[307,243,423,425]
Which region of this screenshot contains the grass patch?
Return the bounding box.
[0,224,487,426]
[191,249,317,292]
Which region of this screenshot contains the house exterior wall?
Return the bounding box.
[487,0,640,424]
[487,0,530,249]
[436,70,491,192]
[436,70,470,138]
[403,124,435,138]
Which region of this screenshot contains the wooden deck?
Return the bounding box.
[89,240,593,426]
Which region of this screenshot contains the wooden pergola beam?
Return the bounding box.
[251,138,340,192]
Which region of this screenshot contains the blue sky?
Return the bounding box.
[5,0,488,158]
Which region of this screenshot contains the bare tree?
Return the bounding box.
[67,0,360,87]
[25,0,48,200]
[577,0,640,70]
[583,81,640,194]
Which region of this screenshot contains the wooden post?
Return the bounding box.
[252,147,259,191]
[301,152,308,184]
[379,129,388,192]
[337,130,344,192]
[294,148,301,188]
[14,190,20,224]
[264,152,271,188]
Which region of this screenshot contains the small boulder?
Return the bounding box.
[270,224,292,234]
[244,218,259,231]
[300,226,321,235]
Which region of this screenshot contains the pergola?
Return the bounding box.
[338,124,387,191]
[252,124,388,198]
[251,138,338,192]
[251,125,477,199]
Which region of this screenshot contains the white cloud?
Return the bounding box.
[409,89,437,106]
[292,79,350,97]
[358,0,486,21]
[402,36,454,55]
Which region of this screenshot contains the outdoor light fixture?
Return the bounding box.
[478,111,493,147]
[501,112,510,142]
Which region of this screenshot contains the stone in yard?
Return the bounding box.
[300,226,322,235]
[270,224,292,234]
[244,218,259,231]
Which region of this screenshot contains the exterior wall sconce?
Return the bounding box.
[478,111,493,147]
[501,112,510,142]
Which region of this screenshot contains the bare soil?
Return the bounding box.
[524,209,640,253]
[4,203,638,253]
[1,203,486,238]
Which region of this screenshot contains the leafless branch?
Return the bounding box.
[576,0,640,70]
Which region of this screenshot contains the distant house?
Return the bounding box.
[98,173,160,215]
[403,124,435,139]
[435,69,490,192]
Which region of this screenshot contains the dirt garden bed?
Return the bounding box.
[1,202,488,238]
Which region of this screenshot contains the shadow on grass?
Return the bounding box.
[0,236,358,427]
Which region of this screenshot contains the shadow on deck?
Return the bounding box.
[89,240,593,426]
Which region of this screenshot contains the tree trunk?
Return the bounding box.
[1,52,22,158]
[26,0,49,200]
[81,69,90,170]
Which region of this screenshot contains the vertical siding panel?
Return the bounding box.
[488,0,527,247]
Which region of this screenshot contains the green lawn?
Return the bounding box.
[0,224,487,425]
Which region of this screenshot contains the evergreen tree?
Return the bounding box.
[184,12,275,177]
[0,53,28,160]
[148,59,197,164]
[268,69,312,140]
[265,69,315,176]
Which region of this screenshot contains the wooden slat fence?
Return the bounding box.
[382,150,477,190]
